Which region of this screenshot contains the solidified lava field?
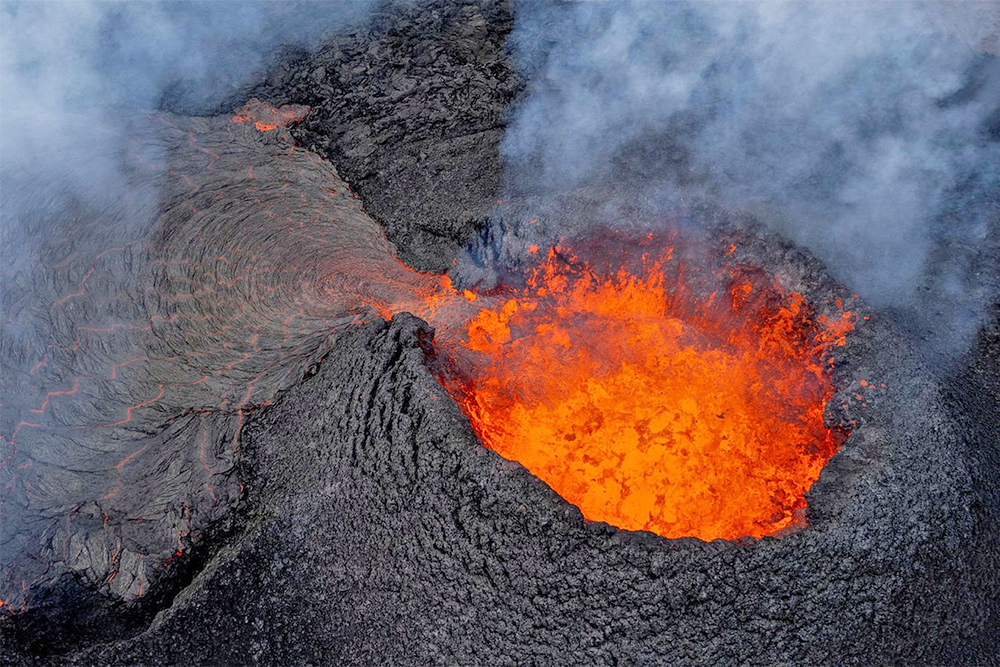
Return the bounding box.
[0,105,455,614]
[2,1,998,664]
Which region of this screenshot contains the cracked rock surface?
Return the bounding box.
[3,0,998,662]
[224,0,518,272]
[65,305,997,664]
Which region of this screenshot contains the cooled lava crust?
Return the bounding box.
[56,295,1000,666]
[2,0,997,664]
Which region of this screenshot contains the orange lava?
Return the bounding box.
[436,244,854,541]
[231,98,310,131]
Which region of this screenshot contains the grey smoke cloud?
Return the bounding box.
[501,1,1000,352]
[0,0,372,276]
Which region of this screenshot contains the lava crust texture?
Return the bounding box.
[223,0,517,272]
[0,108,447,650]
[67,299,996,665]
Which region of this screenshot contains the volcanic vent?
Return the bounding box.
[435,238,855,541]
[2,97,864,653]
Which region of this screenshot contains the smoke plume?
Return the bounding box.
[500,0,1000,357]
[0,0,373,278]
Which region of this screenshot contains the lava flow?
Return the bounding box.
[431,242,855,541]
[231,97,310,132]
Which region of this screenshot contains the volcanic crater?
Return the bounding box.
[1,1,998,665]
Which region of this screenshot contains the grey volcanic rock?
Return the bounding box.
[69,302,995,664]
[227,0,518,273]
[0,110,445,655]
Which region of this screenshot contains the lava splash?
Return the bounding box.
[435,243,855,541]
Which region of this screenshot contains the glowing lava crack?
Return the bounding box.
[432,246,855,541]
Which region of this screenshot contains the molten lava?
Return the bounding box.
[435,244,854,541]
[231,98,310,131]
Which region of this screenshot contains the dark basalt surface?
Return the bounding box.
[221,0,518,273]
[65,297,997,665]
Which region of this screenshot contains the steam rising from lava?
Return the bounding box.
[1,0,373,279]
[498,1,1000,356]
[1,0,989,632]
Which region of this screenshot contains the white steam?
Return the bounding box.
[502,1,1000,352]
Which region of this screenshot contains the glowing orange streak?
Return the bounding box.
[51,266,95,308]
[50,244,131,309]
[84,384,166,429]
[28,378,81,414]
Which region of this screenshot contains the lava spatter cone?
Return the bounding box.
[434,243,855,541]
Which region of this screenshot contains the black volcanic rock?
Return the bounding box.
[65,298,996,664]
[225,0,519,273]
